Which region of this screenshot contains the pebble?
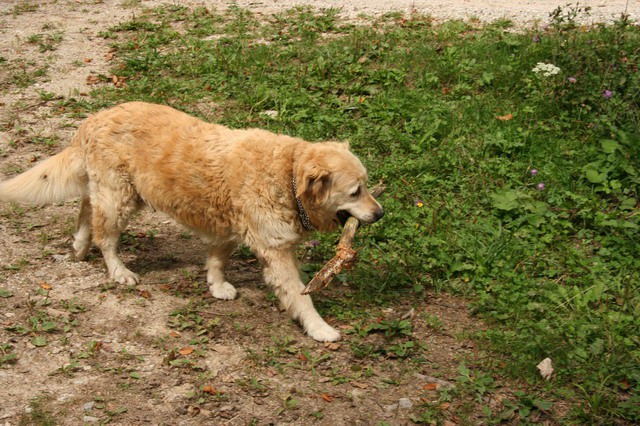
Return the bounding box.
[83,416,100,423]
[83,401,95,411]
[385,398,413,412]
[398,398,413,409]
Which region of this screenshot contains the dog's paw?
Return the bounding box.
[112,269,140,285]
[72,241,90,261]
[210,281,238,300]
[306,322,341,342]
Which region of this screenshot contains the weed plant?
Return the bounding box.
[76,4,639,423]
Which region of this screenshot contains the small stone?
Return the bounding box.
[260,110,278,119]
[83,416,100,423]
[83,401,95,411]
[385,398,413,412]
[398,398,413,409]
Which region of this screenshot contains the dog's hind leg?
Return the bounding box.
[73,196,92,260]
[206,242,238,300]
[260,249,341,342]
[90,182,140,285]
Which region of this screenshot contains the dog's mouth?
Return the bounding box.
[336,210,351,226]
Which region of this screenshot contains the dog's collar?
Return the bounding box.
[292,176,315,231]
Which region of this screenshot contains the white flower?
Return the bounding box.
[532,62,561,77]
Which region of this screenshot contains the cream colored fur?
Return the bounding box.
[0,102,384,342]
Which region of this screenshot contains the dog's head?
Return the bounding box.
[294,142,384,232]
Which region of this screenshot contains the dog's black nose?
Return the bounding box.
[373,208,384,222]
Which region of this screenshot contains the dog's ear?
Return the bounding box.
[297,165,331,206]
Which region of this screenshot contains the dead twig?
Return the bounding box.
[301,183,385,295]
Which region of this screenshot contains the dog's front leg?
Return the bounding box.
[260,249,341,342]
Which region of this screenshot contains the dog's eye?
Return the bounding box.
[350,187,361,198]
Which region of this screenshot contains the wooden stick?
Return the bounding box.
[301,184,385,295]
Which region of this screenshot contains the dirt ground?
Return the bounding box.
[0,1,636,425]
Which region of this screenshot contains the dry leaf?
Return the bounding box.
[324,342,340,351]
[83,58,92,63]
[401,308,415,320]
[138,290,152,299]
[86,75,100,85]
[169,331,181,338]
[202,385,224,395]
[351,381,368,389]
[39,281,52,290]
[110,75,126,88]
[320,393,334,402]
[179,347,194,355]
[537,357,554,380]
[423,383,438,391]
[187,405,200,417]
[495,113,514,121]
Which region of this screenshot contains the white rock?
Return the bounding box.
[398,398,413,409]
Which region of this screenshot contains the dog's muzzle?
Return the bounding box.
[337,207,384,225]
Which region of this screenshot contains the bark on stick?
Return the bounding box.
[301,184,385,295]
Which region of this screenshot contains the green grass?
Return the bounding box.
[71,4,640,424]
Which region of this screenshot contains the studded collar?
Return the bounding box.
[292,176,315,231]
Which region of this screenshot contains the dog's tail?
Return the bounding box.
[0,145,87,205]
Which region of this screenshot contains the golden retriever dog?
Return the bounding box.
[0,102,384,342]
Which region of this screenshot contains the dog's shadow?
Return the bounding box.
[113,234,263,289]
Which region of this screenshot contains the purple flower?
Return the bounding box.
[532,35,541,43]
[307,240,320,247]
[536,183,545,191]
[530,168,538,176]
[602,90,613,99]
[567,77,577,83]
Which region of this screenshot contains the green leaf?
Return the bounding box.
[585,168,607,184]
[601,139,619,154]
[31,336,48,347]
[534,398,553,411]
[41,321,57,332]
[491,190,520,211]
[620,197,636,210]
[129,372,141,379]
[0,353,17,366]
[0,288,13,298]
[5,324,29,335]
